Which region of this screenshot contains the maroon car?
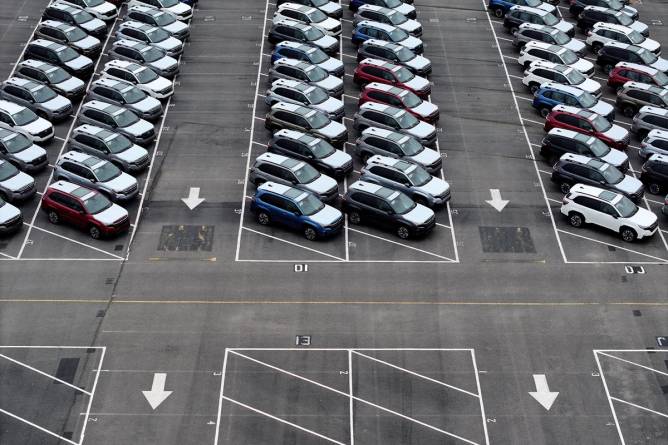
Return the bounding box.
[359,82,439,123]
[544,104,630,150]
[353,58,431,98]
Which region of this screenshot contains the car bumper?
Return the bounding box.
[0,215,23,235]
[100,218,130,237]
[21,158,49,173]
[127,131,155,146]
[31,127,55,143]
[318,220,344,237]
[637,225,658,239]
[410,219,435,237]
[9,185,37,202]
[431,191,451,208]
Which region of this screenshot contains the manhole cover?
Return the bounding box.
[158,225,214,251]
[479,226,536,253]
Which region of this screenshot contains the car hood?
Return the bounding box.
[571,58,594,75]
[318,57,344,74]
[399,35,422,51]
[638,37,661,54]
[553,20,573,35]
[403,75,430,92]
[650,57,668,73]
[404,54,430,71]
[408,146,439,166]
[156,36,182,52]
[406,120,435,139]
[131,95,161,113]
[57,76,85,92]
[315,96,344,114]
[151,55,178,70]
[163,20,189,35]
[318,1,341,15]
[42,95,71,112]
[80,18,106,33]
[411,101,438,118]
[12,143,46,163]
[321,149,351,168]
[577,78,602,95]
[614,175,643,195]
[1,170,33,191]
[398,19,421,35]
[563,38,586,55]
[145,76,172,91]
[315,34,338,49]
[166,2,192,16]
[602,124,629,142]
[628,20,648,35]
[315,75,343,92]
[317,120,347,138]
[600,148,628,167]
[319,17,340,32]
[309,204,342,226]
[102,172,137,192]
[76,35,101,50]
[400,202,433,225]
[629,206,657,228]
[394,3,415,17]
[621,5,638,17]
[0,201,21,224]
[536,3,556,14]
[414,176,449,197]
[93,203,128,226]
[304,174,337,194]
[123,119,153,135]
[116,143,149,163]
[66,55,93,71]
[588,100,613,117]
[22,117,52,136]
[90,2,117,15]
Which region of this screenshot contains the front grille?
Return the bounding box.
[620,159,629,172]
[17,183,34,194]
[331,85,344,96]
[58,103,73,115]
[30,155,47,166]
[172,45,183,54]
[2,213,22,228]
[331,24,341,34]
[139,130,155,140]
[158,85,173,95]
[584,67,594,77]
[112,215,129,228]
[324,187,338,199]
[36,127,52,138]
[419,214,435,229]
[328,216,343,230]
[647,220,659,231]
[133,154,149,166]
[413,26,423,37]
[122,183,138,195]
[429,157,442,170]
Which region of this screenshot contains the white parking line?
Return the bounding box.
[348,227,456,262]
[522,117,545,126]
[558,229,668,263]
[0,353,92,395]
[28,224,124,260]
[242,226,346,261]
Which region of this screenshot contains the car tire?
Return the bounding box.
[622,105,636,118]
[396,225,410,239]
[523,61,531,69]
[47,210,60,225]
[539,107,551,118]
[603,64,614,74]
[348,211,361,225]
[257,211,271,225]
[620,226,637,243]
[303,226,317,241]
[560,182,571,194]
[360,152,371,164]
[591,42,602,53]
[648,183,661,195]
[529,83,540,94]
[509,26,518,35]
[568,211,584,228]
[89,225,101,240]
[493,7,504,18]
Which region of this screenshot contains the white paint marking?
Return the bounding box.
[213,349,228,445]
[528,374,559,411]
[471,350,491,445]
[610,397,668,419]
[557,229,668,263]
[348,349,354,445]
[28,224,124,260]
[0,353,91,395]
[0,408,78,445]
[242,226,345,261]
[348,227,455,262]
[142,373,173,410]
[79,346,105,445]
[596,351,668,377]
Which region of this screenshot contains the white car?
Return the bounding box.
[561,183,658,242]
[101,60,174,99]
[586,23,661,55]
[518,41,594,76]
[0,196,22,235]
[128,0,192,21]
[274,3,342,36]
[523,60,602,96]
[56,0,118,21]
[0,100,54,142]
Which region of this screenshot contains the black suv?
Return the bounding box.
[42,2,107,38]
[24,39,94,78]
[569,0,638,19]
[576,6,647,35]
[596,42,666,74]
[640,154,668,194]
[551,153,644,201]
[540,128,629,171]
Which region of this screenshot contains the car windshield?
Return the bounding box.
[552,31,569,45]
[153,12,176,26]
[72,9,96,24]
[542,13,559,26]
[614,195,638,217]
[638,49,658,64]
[393,66,414,82]
[135,67,158,82]
[58,46,81,62]
[0,162,18,181]
[307,47,328,63]
[306,111,330,129]
[560,48,578,64]
[304,26,325,40]
[388,28,408,42]
[93,162,121,182]
[305,65,328,81]
[627,30,645,44]
[406,165,431,186]
[295,193,324,215]
[105,133,132,153]
[399,136,423,155]
[64,27,88,41]
[388,192,415,214]
[2,133,32,154]
[565,68,586,84]
[83,193,112,214]
[305,87,329,104]
[396,111,419,128]
[384,0,402,7]
[160,0,180,7]
[401,91,421,108]
[592,115,612,132]
[293,163,320,183]
[32,86,57,102]
[147,27,170,42]
[387,10,407,25]
[113,110,139,127]
[656,71,668,86]
[121,87,147,104]
[587,136,610,156]
[616,12,632,26]
[310,139,335,158]
[141,47,165,62]
[599,164,624,184]
[577,91,597,108]
[11,108,38,126]
[307,9,327,22]
[395,46,416,62]
[45,67,70,83]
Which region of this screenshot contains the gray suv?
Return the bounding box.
[249,152,339,203]
[0,77,73,122]
[355,126,441,173]
[108,39,179,79]
[616,81,668,117]
[54,151,139,202]
[265,78,344,120]
[632,106,668,138]
[78,100,155,146]
[15,59,86,99]
[268,58,344,97]
[68,124,150,173]
[0,128,48,173]
[35,20,102,56]
[512,23,586,56]
[360,155,450,208]
[0,159,36,202]
[353,102,437,147]
[88,78,163,121]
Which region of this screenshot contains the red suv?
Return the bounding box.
[544,104,630,150]
[42,180,130,239]
[359,82,440,123]
[353,58,431,98]
[607,62,668,91]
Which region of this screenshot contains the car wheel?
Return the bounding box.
[509,26,518,35]
[649,183,661,195]
[303,226,317,241]
[529,83,540,94]
[494,7,504,18]
[604,64,614,74]
[591,42,602,53]
[257,211,271,225]
[89,225,101,240]
[540,107,551,118]
[560,182,571,194]
[523,61,531,69]
[360,152,371,164]
[568,212,584,228]
[620,226,637,243]
[264,120,274,131]
[622,106,636,118]
[397,225,410,239]
[47,210,60,225]
[348,211,361,225]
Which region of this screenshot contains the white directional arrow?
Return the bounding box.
[142,373,173,410]
[181,187,205,210]
[529,374,559,411]
[485,188,509,212]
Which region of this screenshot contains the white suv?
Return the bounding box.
[585,22,661,55]
[522,60,602,96]
[561,183,658,242]
[273,3,342,36]
[518,41,594,76]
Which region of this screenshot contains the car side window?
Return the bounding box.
[575,142,591,155]
[273,110,292,122]
[49,191,69,206]
[645,115,668,127]
[573,195,599,210]
[363,66,385,78]
[288,114,308,128]
[639,73,653,83]
[555,114,578,126]
[0,112,12,125]
[627,52,642,64]
[352,192,376,207]
[648,93,665,106]
[578,118,593,131]
[534,69,553,80]
[599,202,618,216]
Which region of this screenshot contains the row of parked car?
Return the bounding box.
[493,0,667,242]
[247,0,451,241]
[0,0,195,239]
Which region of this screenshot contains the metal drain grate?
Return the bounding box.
[158,225,214,251]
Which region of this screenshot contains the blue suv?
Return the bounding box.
[271,41,344,77]
[487,0,557,19]
[532,82,615,119]
[251,182,344,240]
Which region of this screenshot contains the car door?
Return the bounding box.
[353,192,386,222]
[555,113,581,132]
[597,200,622,231]
[363,66,386,83]
[48,191,76,223]
[61,193,86,225]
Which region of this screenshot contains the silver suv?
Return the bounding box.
[265,78,344,120]
[0,128,48,173]
[360,154,450,208]
[115,21,183,56]
[54,151,139,202]
[353,102,437,147]
[512,23,586,56]
[15,59,86,99]
[68,124,150,173]
[88,78,163,121]
[35,20,102,56]
[249,152,339,202]
[78,100,155,146]
[639,129,668,159]
[269,58,344,97]
[0,77,73,122]
[631,106,668,138]
[101,60,174,99]
[108,39,179,79]
[0,159,36,202]
[126,5,190,41]
[355,127,441,173]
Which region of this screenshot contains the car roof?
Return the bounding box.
[0,127,21,140]
[73,123,106,136]
[256,151,292,166]
[120,20,155,32]
[349,180,400,199]
[592,22,632,33]
[548,127,580,139]
[622,81,667,95]
[83,100,117,112]
[638,105,668,116]
[519,23,551,32]
[570,183,621,202]
[48,2,81,13]
[92,77,134,91]
[364,82,403,95]
[30,38,66,50]
[60,150,99,165]
[105,59,144,72]
[524,40,556,51]
[363,39,401,50]
[359,57,392,68]
[358,4,389,13]
[113,38,147,49]
[603,40,632,50]
[552,104,591,116]
[0,100,26,114]
[615,62,658,75]
[648,129,668,139]
[366,154,416,173]
[41,20,77,32]
[278,2,316,14]
[48,180,96,199]
[584,5,618,14]
[274,57,311,69]
[357,20,396,32]
[271,101,308,113]
[559,152,593,165]
[274,18,312,30]
[510,5,548,16]
[257,181,292,195]
[128,4,162,14]
[540,82,586,96]
[275,128,307,140]
[18,59,52,71]
[529,60,570,73]
[4,77,33,88]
